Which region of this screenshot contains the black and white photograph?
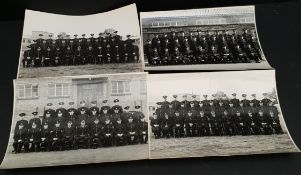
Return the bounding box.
[1,73,148,168]
[140,6,271,71]
[18,4,143,78]
[147,70,299,159]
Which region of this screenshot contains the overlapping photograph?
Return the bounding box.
[140,6,272,71]
[147,70,299,159]
[1,73,148,168]
[18,4,143,78]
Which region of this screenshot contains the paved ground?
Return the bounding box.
[150,134,299,159]
[17,63,143,78]
[1,144,149,169]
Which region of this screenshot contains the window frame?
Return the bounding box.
[111,80,131,96]
[48,83,71,98]
[17,84,39,99]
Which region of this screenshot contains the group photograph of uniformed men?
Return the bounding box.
[147,71,299,159]
[151,93,283,139]
[12,101,147,154]
[18,6,143,79]
[140,6,271,71]
[1,73,149,168]
[22,32,139,67]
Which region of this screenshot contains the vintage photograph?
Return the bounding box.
[18,4,143,78]
[147,70,299,159]
[140,6,272,71]
[1,73,148,168]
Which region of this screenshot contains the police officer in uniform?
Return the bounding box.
[56,102,68,118]
[230,93,240,107]
[67,102,78,125]
[110,106,122,126]
[63,120,76,150]
[114,117,126,146]
[90,116,103,148]
[138,117,148,144]
[126,115,138,144]
[99,106,110,125]
[102,116,114,147]
[241,94,250,107]
[50,120,64,151]
[100,100,110,114]
[111,99,123,114]
[40,121,51,151]
[261,93,272,106]
[23,46,33,67]
[89,105,100,128]
[251,94,260,107]
[75,119,90,149]
[13,113,29,153]
[88,101,99,116]
[133,105,145,124]
[150,113,161,138]
[201,94,210,108]
[121,106,131,124]
[173,110,184,138]
[29,112,42,130]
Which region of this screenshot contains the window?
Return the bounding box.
[48,83,70,97]
[140,80,147,94]
[239,18,247,23]
[17,84,39,99]
[111,81,131,95]
[219,18,227,24]
[246,17,254,23]
[198,19,209,25]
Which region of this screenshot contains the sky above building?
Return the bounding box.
[22,4,140,38]
[147,70,276,104]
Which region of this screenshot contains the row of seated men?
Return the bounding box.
[22,32,139,67]
[150,94,283,138]
[144,29,263,65]
[13,100,148,153]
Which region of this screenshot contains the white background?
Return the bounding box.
[147,70,276,104]
[23,4,140,38]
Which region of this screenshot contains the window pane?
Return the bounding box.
[17,85,25,98]
[32,85,38,97]
[112,82,117,94]
[25,84,32,98]
[125,81,130,93]
[118,81,124,94]
[48,84,55,97]
[62,83,69,96]
[56,84,62,96]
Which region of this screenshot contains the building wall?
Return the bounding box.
[142,14,254,28]
[14,74,147,120]
[142,23,256,44]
